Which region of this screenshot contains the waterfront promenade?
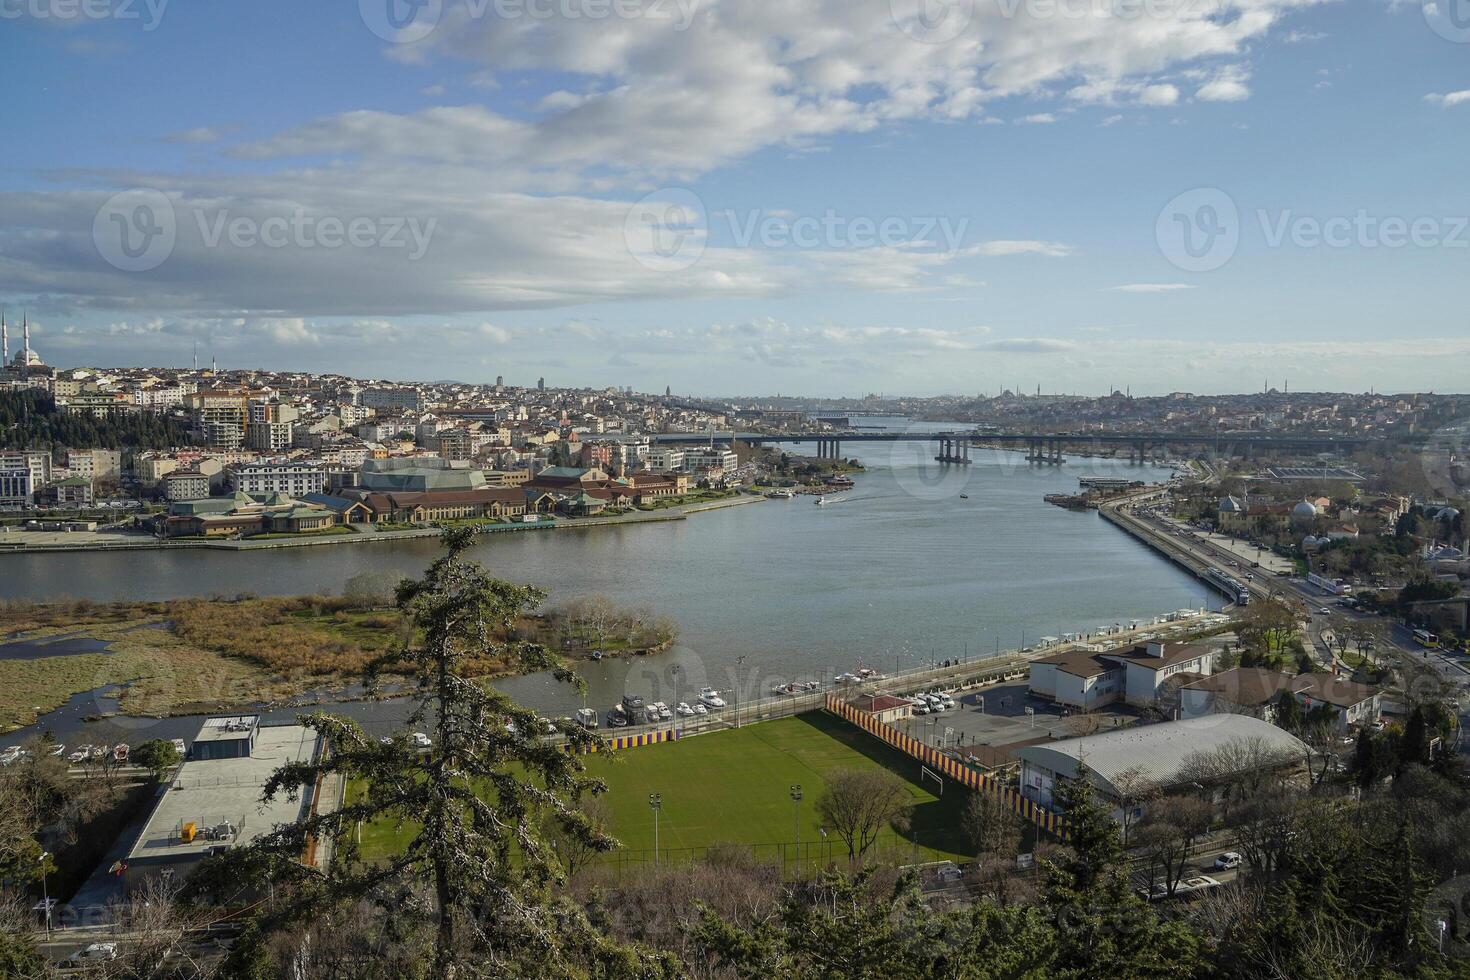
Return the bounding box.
[0,493,765,554]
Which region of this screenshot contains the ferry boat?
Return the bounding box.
[765,490,795,500]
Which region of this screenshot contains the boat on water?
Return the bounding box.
[959,493,969,499]
[699,687,727,708]
[574,707,598,729]
[814,496,827,506]
[112,743,130,763]
[765,489,795,500]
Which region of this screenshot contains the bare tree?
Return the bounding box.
[815,769,914,862]
[1135,794,1213,897]
[1176,735,1302,821]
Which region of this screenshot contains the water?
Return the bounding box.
[0,420,1214,744]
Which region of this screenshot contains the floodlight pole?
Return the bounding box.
[648,793,662,866]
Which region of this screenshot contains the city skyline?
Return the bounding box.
[4,1,1469,395]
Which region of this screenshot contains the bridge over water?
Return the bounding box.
[650,430,1374,463]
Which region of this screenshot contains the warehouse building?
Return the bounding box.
[1015,715,1307,820]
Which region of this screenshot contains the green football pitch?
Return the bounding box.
[351,711,974,867]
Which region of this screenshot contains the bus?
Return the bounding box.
[1413,629,1439,649]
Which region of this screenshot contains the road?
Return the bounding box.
[1105,487,1470,750]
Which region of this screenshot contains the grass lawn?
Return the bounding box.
[350,712,974,869]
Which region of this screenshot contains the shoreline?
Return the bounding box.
[0,493,766,556]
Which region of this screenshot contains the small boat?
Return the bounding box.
[653,701,672,721]
[67,749,89,764]
[834,672,858,685]
[590,650,603,661]
[814,496,826,506]
[675,702,695,717]
[606,708,629,728]
[47,743,65,757]
[691,702,708,715]
[574,707,599,729]
[411,732,433,749]
[112,743,130,763]
[959,493,969,499]
[699,687,727,709]
[765,489,795,500]
[171,738,187,757]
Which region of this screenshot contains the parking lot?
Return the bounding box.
[892,681,1136,750]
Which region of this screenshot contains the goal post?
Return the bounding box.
[921,765,944,797]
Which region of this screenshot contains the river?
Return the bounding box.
[1,421,1214,746]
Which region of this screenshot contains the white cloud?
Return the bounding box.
[1196,65,1252,102]
[1139,84,1181,106]
[1100,114,1124,126]
[1425,90,1470,107]
[1109,283,1197,293]
[970,240,1074,258]
[1017,113,1058,125]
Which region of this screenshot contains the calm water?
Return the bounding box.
[1,422,1214,743]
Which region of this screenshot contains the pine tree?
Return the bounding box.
[193,529,666,978]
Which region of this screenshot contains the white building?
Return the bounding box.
[645,447,685,472]
[162,470,212,502]
[1027,642,1216,711]
[683,448,738,475]
[66,449,123,482]
[226,461,327,497]
[1015,715,1308,818]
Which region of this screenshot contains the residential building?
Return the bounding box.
[163,470,213,502]
[66,449,122,482]
[226,461,328,497]
[361,387,422,411]
[246,399,299,451]
[51,475,94,507]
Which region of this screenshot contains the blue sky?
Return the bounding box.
[2,0,1467,395]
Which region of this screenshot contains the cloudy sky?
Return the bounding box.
[3,0,1467,395]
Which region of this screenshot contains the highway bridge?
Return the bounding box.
[650,429,1375,461]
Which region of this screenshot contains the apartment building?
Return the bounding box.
[246,400,300,451]
[226,461,328,497]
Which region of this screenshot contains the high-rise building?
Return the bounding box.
[246,399,299,451]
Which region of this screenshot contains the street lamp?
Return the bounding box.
[648,793,662,866]
[37,851,51,938]
[790,784,803,871]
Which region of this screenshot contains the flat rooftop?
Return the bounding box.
[126,724,320,862]
[193,715,260,743]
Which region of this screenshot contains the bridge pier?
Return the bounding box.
[813,437,842,461]
[935,436,972,465]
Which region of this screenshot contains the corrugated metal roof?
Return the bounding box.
[1014,715,1307,797]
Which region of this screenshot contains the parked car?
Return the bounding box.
[1212,852,1242,871]
[65,943,118,965]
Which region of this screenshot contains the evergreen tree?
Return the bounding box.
[194,529,669,979]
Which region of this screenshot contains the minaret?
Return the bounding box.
[21,313,29,380]
[1,310,7,366]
